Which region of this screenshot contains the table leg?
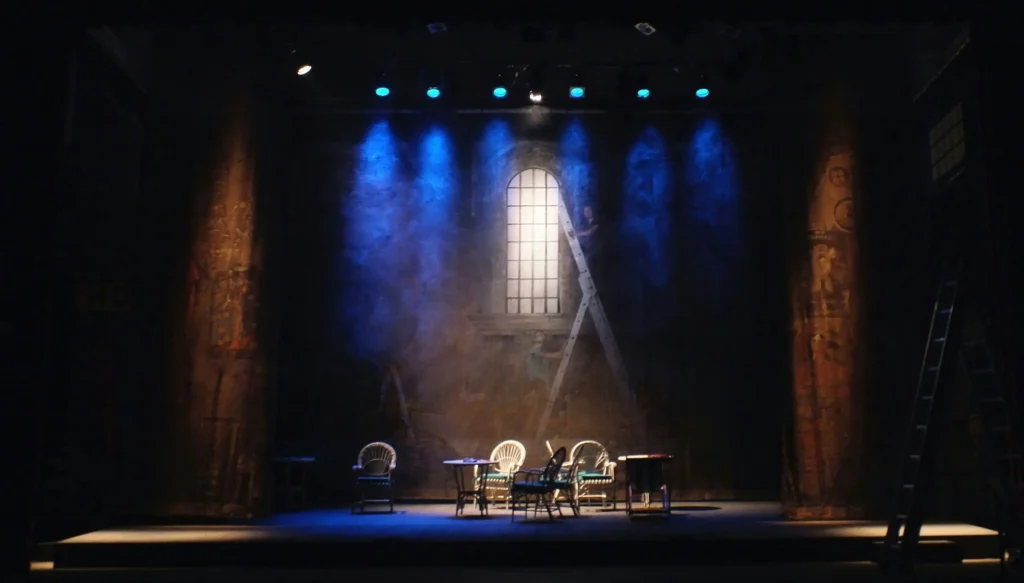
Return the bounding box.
[452,466,464,516]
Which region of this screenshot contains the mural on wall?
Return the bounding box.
[787,130,862,520]
[174,88,267,517]
[281,114,790,501]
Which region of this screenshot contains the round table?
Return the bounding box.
[617,454,673,515]
[443,459,500,516]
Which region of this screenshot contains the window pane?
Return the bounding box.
[519,280,532,299]
[508,206,520,224]
[507,225,520,242]
[507,188,519,206]
[546,299,558,313]
[533,260,544,276]
[546,206,559,224]
[522,189,535,206]
[507,299,519,313]
[533,206,547,224]
[546,173,558,188]
[520,299,533,313]
[545,259,557,279]
[520,171,533,188]
[545,224,558,241]
[533,280,546,299]
[521,260,533,279]
[508,173,520,188]
[508,260,519,279]
[508,242,520,260]
[546,242,558,260]
[507,280,519,298]
[546,188,559,205]
[546,279,558,298]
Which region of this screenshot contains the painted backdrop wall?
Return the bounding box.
[277,112,792,500]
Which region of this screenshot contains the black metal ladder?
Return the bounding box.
[882,263,1023,570]
[882,263,962,566]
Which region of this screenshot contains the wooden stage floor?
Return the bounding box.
[51,501,999,569]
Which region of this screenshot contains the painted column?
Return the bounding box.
[172,82,268,517]
[785,120,862,520]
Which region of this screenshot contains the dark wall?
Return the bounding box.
[276,110,811,500]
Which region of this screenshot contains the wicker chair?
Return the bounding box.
[571,440,617,509]
[475,440,526,509]
[352,441,396,513]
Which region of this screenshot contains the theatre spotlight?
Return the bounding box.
[569,71,585,99]
[527,64,545,104]
[422,68,444,100]
[695,73,709,99]
[297,64,312,76]
[492,71,508,98]
[635,73,650,99]
[374,72,390,97]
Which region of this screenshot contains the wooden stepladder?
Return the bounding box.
[534,192,635,440]
[379,362,416,443]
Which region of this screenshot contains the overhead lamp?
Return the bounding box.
[422,68,444,100]
[374,71,390,97]
[527,64,545,104]
[492,70,508,98]
[634,22,656,36]
[297,64,312,76]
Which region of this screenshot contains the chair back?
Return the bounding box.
[541,446,567,484]
[490,439,526,474]
[357,442,397,476]
[571,440,610,475]
[565,444,585,484]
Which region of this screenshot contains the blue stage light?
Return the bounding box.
[637,88,650,99]
[695,87,710,99]
[493,86,507,98]
[375,86,390,97]
[426,87,441,99]
[569,86,585,99]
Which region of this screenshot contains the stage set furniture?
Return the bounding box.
[474,439,526,509]
[509,446,567,522]
[270,456,316,511]
[444,458,499,516]
[618,454,673,516]
[571,440,618,509]
[352,441,396,513]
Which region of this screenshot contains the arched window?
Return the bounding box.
[506,168,560,314]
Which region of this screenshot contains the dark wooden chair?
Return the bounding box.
[509,446,567,522]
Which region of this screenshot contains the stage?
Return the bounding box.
[50,502,998,569]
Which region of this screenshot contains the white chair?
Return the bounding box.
[475,440,526,509]
[352,441,396,513]
[571,440,617,509]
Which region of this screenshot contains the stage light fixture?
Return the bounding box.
[695,87,710,99]
[493,86,508,98]
[634,22,657,36]
[527,64,546,104]
[426,87,441,99]
[569,71,585,99]
[637,88,650,99]
[297,64,312,76]
[376,86,390,97]
[422,68,445,100]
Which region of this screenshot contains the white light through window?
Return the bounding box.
[506,169,560,314]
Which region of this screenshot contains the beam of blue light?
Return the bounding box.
[493,86,507,98]
[559,117,592,217]
[376,86,390,97]
[695,87,709,99]
[342,120,403,359]
[412,126,458,336]
[478,119,515,224]
[637,88,650,99]
[684,117,740,293]
[569,86,585,99]
[623,127,672,288]
[426,87,441,99]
